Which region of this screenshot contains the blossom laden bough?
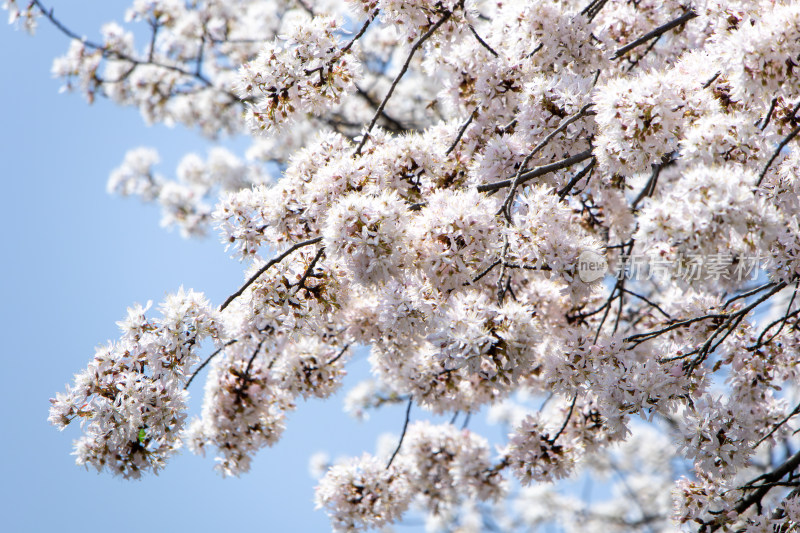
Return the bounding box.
[17,0,800,530]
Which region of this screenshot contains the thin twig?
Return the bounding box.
[686,282,788,372]
[528,42,543,58]
[624,33,661,72]
[354,10,454,155]
[446,106,478,155]
[185,340,237,389]
[748,281,799,350]
[307,344,351,372]
[551,393,578,443]
[219,236,323,312]
[295,0,315,15]
[702,71,721,89]
[325,344,350,367]
[620,287,672,319]
[294,247,325,290]
[461,412,471,430]
[753,401,800,449]
[243,338,267,378]
[708,450,800,532]
[558,158,595,199]
[386,399,413,469]
[594,281,620,343]
[628,314,727,344]
[147,21,159,63]
[757,124,800,186]
[340,11,378,54]
[723,281,778,309]
[632,154,674,208]
[613,282,625,334]
[468,23,498,57]
[355,85,407,132]
[33,0,228,96]
[582,0,609,21]
[471,259,502,284]
[497,236,510,304]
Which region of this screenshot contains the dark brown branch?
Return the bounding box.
[624,32,661,72]
[185,339,237,389]
[496,237,511,304]
[753,401,800,448]
[354,85,407,133]
[657,284,789,363]
[293,247,325,290]
[628,313,727,344]
[354,9,454,155]
[594,279,621,343]
[340,11,377,54]
[757,124,800,186]
[33,0,226,95]
[306,344,351,372]
[325,344,350,367]
[243,338,267,378]
[620,287,672,319]
[471,259,502,284]
[748,282,799,350]
[468,23,498,57]
[761,97,778,130]
[446,106,478,155]
[551,393,578,444]
[706,450,800,532]
[610,9,697,60]
[386,398,413,469]
[147,20,159,63]
[558,158,595,199]
[582,0,608,21]
[478,149,594,193]
[499,105,594,218]
[722,281,778,309]
[702,71,721,89]
[685,282,789,372]
[753,307,800,351]
[528,42,543,59]
[219,236,323,312]
[295,0,315,16]
[503,262,552,271]
[632,153,675,208]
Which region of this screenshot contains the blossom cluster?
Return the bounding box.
[108,147,268,237]
[238,15,360,132]
[49,289,221,478]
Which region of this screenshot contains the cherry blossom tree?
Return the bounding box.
[9,0,800,530]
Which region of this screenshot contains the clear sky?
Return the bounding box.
[0,3,444,531]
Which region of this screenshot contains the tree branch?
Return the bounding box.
[498,105,594,219]
[386,398,413,469]
[610,9,697,60]
[185,339,237,389]
[478,149,594,193]
[757,124,800,186]
[354,9,454,155]
[219,237,323,312]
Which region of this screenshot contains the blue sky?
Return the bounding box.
[0,4,438,531]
